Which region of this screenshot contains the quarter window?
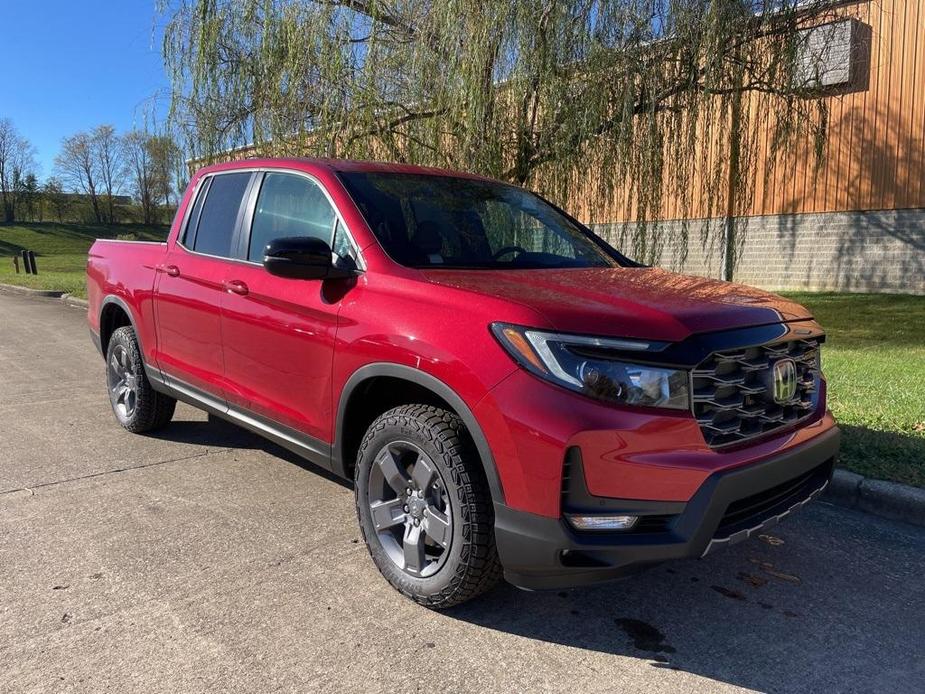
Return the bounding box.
[180,178,209,247]
[248,173,336,262]
[191,172,252,258]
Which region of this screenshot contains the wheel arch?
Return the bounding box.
[334,363,505,504]
[99,295,144,362]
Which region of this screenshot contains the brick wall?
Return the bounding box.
[592,208,925,295]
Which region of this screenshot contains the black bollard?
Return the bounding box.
[20,250,31,274]
[27,250,37,275]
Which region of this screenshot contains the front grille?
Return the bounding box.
[714,460,833,539]
[692,339,820,448]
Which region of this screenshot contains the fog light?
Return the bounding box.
[566,514,638,531]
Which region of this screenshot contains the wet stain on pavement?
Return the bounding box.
[762,567,802,585]
[615,618,677,654]
[711,585,748,601]
[737,572,769,588]
[748,558,802,585]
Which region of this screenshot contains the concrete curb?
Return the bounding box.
[0,282,65,298]
[60,293,89,309]
[821,468,925,527]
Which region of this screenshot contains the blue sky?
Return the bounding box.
[4,1,169,179]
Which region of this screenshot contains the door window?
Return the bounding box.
[189,172,252,258]
[248,173,336,262]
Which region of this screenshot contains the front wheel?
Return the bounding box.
[354,405,502,609]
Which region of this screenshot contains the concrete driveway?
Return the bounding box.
[0,290,922,694]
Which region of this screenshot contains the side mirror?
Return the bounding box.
[263,237,356,280]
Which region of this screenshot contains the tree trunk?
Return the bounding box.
[722,74,744,283]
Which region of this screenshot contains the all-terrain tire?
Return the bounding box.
[105,326,176,433]
[355,404,502,609]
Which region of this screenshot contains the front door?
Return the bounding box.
[218,171,350,445]
[153,171,254,399]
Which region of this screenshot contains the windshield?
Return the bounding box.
[337,172,623,270]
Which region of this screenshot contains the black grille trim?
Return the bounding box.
[692,338,821,448]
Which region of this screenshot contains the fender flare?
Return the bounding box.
[98,295,161,380]
[334,362,506,504]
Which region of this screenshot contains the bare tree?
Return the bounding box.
[0,118,37,222]
[93,125,123,224]
[55,131,103,223]
[123,130,157,224]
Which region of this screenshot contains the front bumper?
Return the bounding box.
[494,425,839,590]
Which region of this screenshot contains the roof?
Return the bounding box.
[194,156,494,181]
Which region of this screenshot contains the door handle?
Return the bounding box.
[158,264,180,277]
[223,279,249,296]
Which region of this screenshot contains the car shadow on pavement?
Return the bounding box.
[152,414,353,489]
[143,414,263,449]
[444,503,925,693]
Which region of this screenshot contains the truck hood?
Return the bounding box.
[420,267,813,342]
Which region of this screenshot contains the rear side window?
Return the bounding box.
[180,178,209,247]
[191,172,251,257]
[247,173,336,261]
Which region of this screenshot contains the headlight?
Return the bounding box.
[491,323,690,410]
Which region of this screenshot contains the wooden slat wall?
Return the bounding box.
[591,0,925,223]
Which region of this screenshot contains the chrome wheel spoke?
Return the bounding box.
[370,498,406,530]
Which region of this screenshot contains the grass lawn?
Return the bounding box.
[1,224,922,487]
[784,293,925,488]
[0,222,168,298]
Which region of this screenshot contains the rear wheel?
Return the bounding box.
[355,404,502,609]
[106,326,176,433]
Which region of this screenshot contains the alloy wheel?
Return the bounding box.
[367,440,452,578]
[107,344,138,419]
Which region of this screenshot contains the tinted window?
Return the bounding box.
[248,173,336,262]
[338,172,619,269]
[192,172,251,257]
[180,178,209,246]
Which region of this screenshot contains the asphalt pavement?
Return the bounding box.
[1,290,923,694]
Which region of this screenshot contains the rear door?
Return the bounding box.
[218,170,355,445]
[153,171,255,399]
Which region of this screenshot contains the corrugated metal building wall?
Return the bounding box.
[592,0,925,293]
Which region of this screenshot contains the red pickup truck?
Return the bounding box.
[87,158,840,608]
